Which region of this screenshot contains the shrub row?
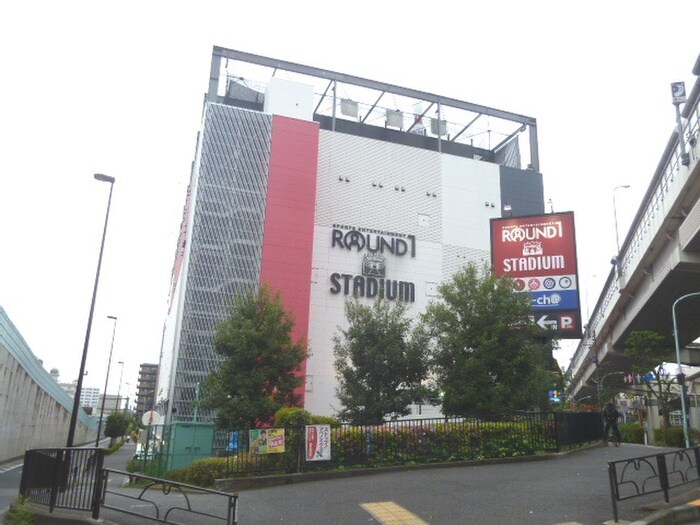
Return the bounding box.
[156,419,557,487]
[653,426,700,447]
[330,420,554,467]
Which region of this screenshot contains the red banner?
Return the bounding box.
[491,212,577,278]
[490,212,581,338]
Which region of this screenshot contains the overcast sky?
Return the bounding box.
[1,2,699,399]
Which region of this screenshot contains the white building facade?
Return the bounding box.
[157,47,545,421]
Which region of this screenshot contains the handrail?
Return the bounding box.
[608,446,700,522]
[101,468,238,525]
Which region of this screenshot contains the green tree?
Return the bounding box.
[200,285,307,429]
[422,263,553,417]
[625,330,676,427]
[104,411,130,445]
[333,298,432,424]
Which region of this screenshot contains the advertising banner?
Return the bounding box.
[305,424,331,461]
[249,428,285,454]
[490,212,582,338]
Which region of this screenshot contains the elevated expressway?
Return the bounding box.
[567,74,700,400]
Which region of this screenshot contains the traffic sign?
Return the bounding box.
[622,372,653,386]
[141,411,161,425]
[536,314,558,330]
[533,312,578,333]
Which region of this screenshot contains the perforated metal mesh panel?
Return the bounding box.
[172,104,272,420]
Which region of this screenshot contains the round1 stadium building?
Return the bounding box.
[157,46,545,422]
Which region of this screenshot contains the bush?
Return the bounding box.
[311,414,340,425]
[274,407,340,427]
[274,407,313,427]
[205,415,563,481]
[619,422,645,444]
[653,426,700,448]
[165,457,229,487]
[329,420,548,468]
[4,497,34,525]
[105,441,123,455]
[105,412,130,441]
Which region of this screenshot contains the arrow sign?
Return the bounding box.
[536,315,558,330]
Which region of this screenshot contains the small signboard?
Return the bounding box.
[249,428,285,454]
[305,424,331,461]
[671,82,687,105]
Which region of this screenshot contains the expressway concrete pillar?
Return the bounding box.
[645,398,661,445]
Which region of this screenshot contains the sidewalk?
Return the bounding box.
[102,440,137,484]
[0,440,137,525]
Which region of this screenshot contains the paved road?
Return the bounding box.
[97,442,691,525]
[0,459,23,512]
[232,443,682,525]
[4,442,695,524]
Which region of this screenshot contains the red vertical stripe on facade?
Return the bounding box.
[260,115,319,406]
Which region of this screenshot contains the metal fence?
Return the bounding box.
[608,446,700,522]
[214,411,601,477]
[555,411,603,447]
[19,447,104,518]
[19,448,238,524]
[101,468,238,525]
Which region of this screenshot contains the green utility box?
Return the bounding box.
[165,421,215,471]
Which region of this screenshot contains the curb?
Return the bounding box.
[6,502,121,525]
[628,493,700,525]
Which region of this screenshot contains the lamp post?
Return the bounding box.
[613,184,631,254]
[116,361,125,413]
[95,315,117,447]
[672,292,700,448]
[66,173,116,448]
[124,382,131,412]
[596,371,625,405]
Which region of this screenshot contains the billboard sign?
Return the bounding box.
[306,424,331,461]
[249,428,285,454]
[490,211,582,338]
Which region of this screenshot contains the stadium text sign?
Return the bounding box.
[491,212,582,338]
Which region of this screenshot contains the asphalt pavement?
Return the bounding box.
[3,441,700,524]
[229,443,694,525]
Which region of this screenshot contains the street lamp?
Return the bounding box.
[124,382,131,412]
[66,173,116,448]
[595,371,625,404]
[672,292,700,448]
[95,315,117,447]
[116,361,125,413]
[612,185,631,254]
